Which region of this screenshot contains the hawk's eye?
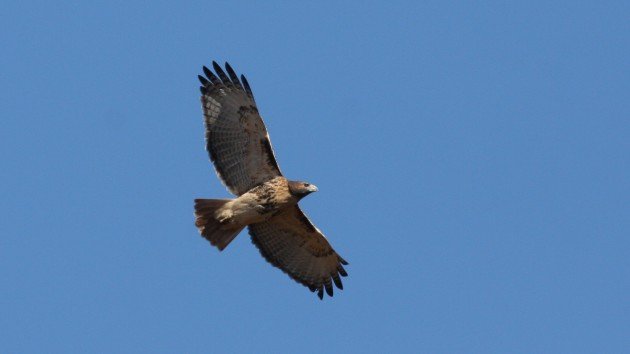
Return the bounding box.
[304,183,310,187]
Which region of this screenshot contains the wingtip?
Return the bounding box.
[202,66,212,78]
[333,275,343,290]
[338,264,348,277]
[317,288,324,300]
[224,62,243,88]
[241,74,253,98]
[325,282,333,297]
[198,75,209,85]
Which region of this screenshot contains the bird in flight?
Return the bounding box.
[194,61,348,299]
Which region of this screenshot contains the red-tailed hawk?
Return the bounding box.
[194,61,348,299]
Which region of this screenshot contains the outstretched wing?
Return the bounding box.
[199,61,282,196]
[248,205,349,299]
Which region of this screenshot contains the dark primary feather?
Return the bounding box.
[202,66,221,84]
[338,264,348,277]
[198,75,210,86]
[212,61,232,86]
[324,279,333,297]
[198,74,210,94]
[241,74,254,100]
[225,62,244,91]
[333,274,343,289]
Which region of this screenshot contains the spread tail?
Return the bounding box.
[194,199,244,251]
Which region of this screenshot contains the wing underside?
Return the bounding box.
[248,206,348,299]
[199,62,282,196]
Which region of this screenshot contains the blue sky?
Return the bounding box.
[1,1,629,353]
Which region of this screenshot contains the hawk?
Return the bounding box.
[194,61,348,299]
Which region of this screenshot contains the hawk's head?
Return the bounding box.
[288,181,318,199]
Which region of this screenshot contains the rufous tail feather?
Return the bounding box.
[194,199,244,251]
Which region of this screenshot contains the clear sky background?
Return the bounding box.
[1,1,628,353]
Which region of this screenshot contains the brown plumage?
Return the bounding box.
[194,61,348,299]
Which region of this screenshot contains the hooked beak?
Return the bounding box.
[307,184,319,193]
